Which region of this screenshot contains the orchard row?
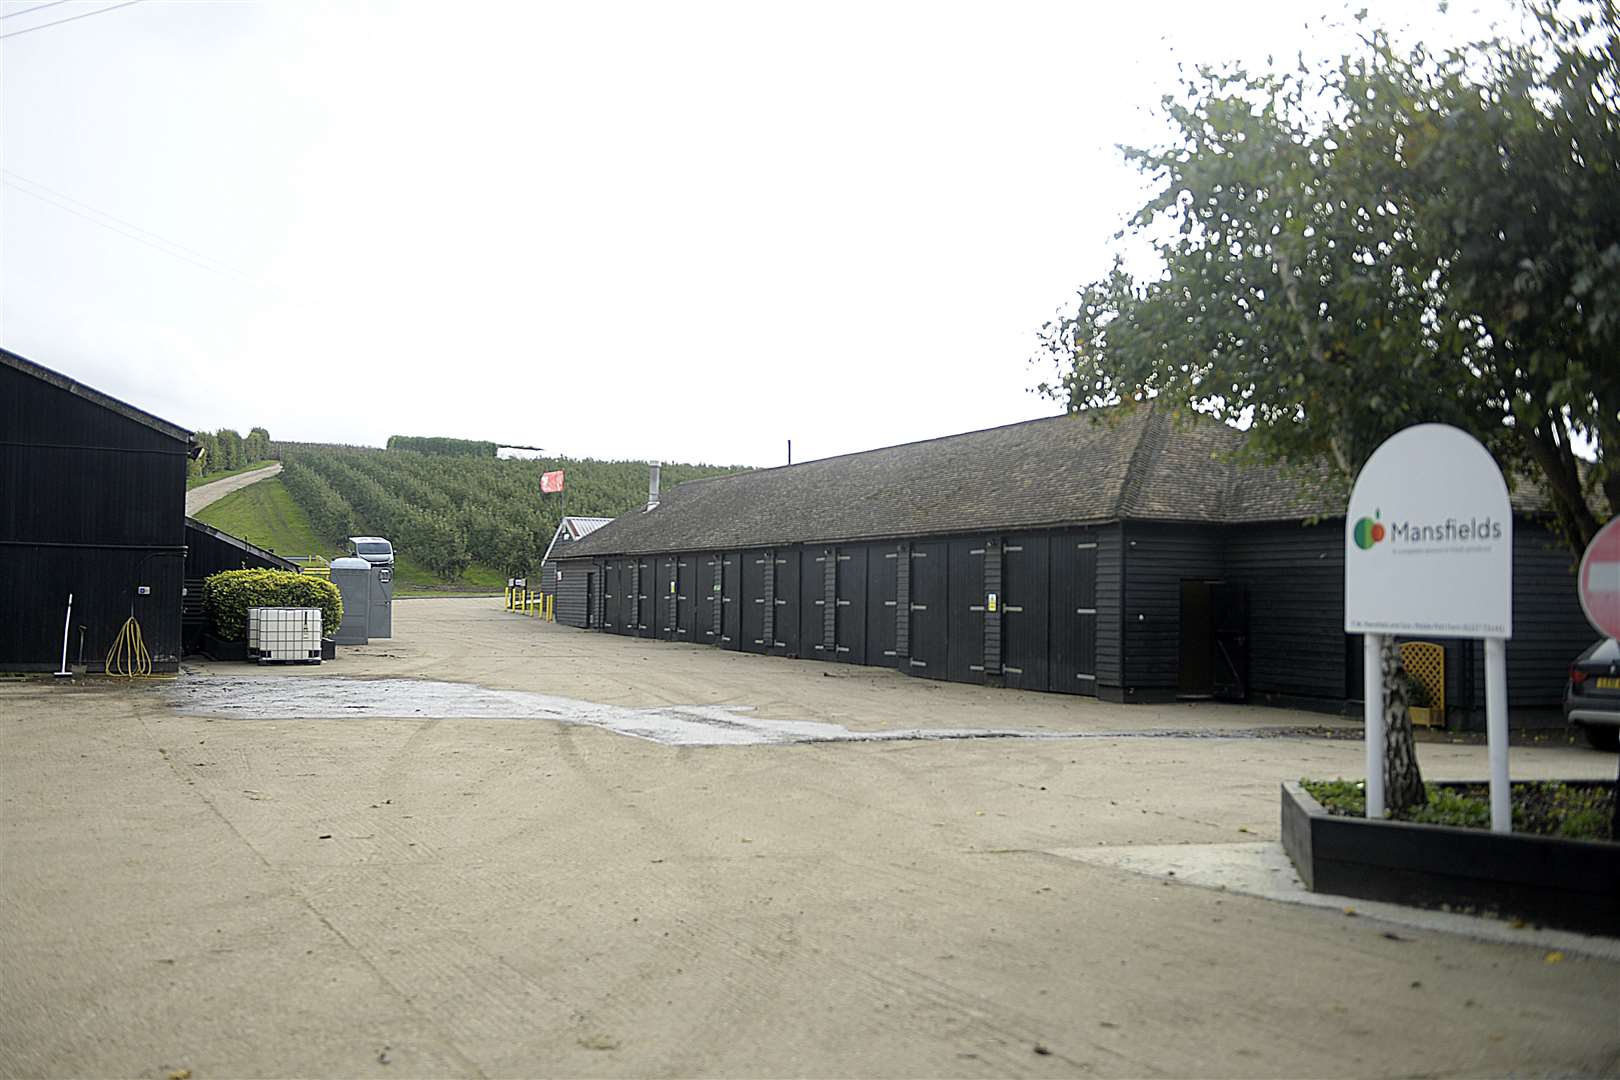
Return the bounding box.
[278,446,740,580]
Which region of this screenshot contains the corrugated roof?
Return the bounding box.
[557,406,1565,559]
[565,517,614,540]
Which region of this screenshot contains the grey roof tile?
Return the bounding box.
[559,405,1570,559]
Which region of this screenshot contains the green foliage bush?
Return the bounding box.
[386,435,498,457]
[1303,779,1613,841]
[204,569,343,642]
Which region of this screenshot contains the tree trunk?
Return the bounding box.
[1524,417,1602,556]
[1380,638,1427,813]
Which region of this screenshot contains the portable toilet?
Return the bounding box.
[329,557,372,645]
[368,564,393,639]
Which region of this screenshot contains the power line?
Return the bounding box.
[1,1,72,21]
[0,0,143,40]
[2,169,249,277]
[2,177,246,280]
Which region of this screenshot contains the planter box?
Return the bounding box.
[1281,781,1620,935]
[200,631,250,663]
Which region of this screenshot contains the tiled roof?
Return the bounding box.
[557,406,1564,559]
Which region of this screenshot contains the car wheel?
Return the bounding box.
[1582,724,1620,753]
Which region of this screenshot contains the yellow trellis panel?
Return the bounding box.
[1401,641,1446,728]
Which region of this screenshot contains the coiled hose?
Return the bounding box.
[105,615,153,678]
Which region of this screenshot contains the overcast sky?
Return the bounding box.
[3,0,1515,467]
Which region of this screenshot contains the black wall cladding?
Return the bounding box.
[553,513,1586,713]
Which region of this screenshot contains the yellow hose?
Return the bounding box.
[105,615,153,678]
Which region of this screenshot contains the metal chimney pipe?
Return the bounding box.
[646,461,661,511]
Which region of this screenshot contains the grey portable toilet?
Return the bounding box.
[368,564,393,639]
[329,557,372,645]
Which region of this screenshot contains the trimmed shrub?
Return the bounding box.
[204,569,343,642]
[386,435,497,457]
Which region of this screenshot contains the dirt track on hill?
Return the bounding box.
[185,462,282,515]
[2,598,1616,1078]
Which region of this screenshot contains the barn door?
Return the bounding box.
[637,558,655,637]
[947,539,985,684]
[720,553,741,650]
[742,549,769,654]
[656,557,676,640]
[908,541,947,678]
[1050,534,1098,695]
[867,544,899,667]
[835,546,867,664]
[1001,533,1050,691]
[1212,583,1249,701]
[773,549,800,656]
[675,555,695,639]
[602,560,619,632]
[802,547,829,658]
[701,555,721,644]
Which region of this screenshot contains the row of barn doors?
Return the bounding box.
[587,531,1099,696]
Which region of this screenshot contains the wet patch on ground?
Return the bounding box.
[167,675,1348,748]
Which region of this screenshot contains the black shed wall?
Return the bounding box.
[556,563,590,626]
[1222,520,1348,706]
[1,361,188,671]
[1119,522,1224,698]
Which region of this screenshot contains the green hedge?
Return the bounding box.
[385,435,497,457]
[203,569,343,642]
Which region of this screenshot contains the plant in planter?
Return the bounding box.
[1405,672,1435,728]
[203,569,343,643]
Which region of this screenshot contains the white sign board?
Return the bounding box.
[1344,424,1512,639]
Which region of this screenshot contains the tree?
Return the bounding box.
[1037,1,1614,553]
[1036,2,1617,811]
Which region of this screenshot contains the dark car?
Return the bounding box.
[1565,638,1620,751]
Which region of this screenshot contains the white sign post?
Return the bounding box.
[1345,425,1514,831]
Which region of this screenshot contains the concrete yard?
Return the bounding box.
[2,598,1617,1078]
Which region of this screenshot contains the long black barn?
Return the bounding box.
[2,349,192,672]
[552,408,1594,725]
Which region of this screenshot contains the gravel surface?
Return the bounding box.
[4,599,1617,1078]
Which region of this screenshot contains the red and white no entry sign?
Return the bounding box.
[1579,517,1620,641]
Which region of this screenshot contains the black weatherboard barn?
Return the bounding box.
[553,407,1594,725]
[1,349,193,673]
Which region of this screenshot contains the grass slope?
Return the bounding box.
[195,477,503,595]
[193,477,324,557]
[186,459,277,490]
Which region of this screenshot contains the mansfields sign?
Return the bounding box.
[1345,424,1513,640]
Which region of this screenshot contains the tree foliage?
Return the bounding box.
[1036,0,1616,553]
[189,426,274,482]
